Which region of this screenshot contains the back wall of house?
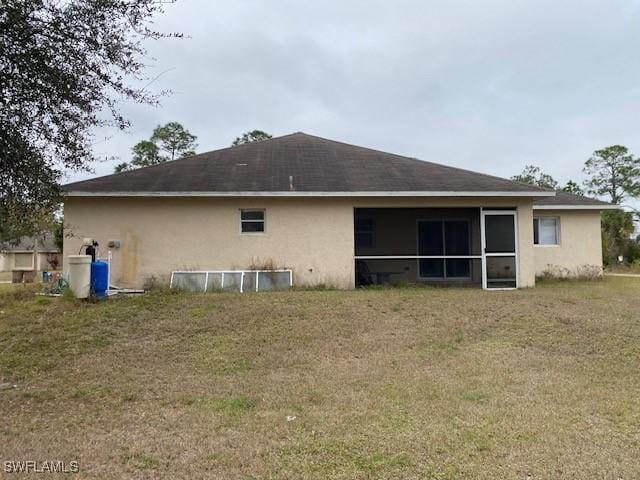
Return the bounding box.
[63,196,537,289]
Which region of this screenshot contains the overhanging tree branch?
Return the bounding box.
[0,0,182,241]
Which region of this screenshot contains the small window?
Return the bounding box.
[355,218,374,247]
[13,253,34,269]
[240,209,265,234]
[533,217,560,245]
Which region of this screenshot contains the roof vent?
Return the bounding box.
[289,175,295,191]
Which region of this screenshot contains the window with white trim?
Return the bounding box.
[240,209,265,233]
[533,216,560,245]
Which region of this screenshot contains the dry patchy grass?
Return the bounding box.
[606,264,640,275]
[1,278,639,479]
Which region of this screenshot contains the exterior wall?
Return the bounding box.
[0,251,61,274]
[532,209,603,277]
[0,253,10,272]
[517,202,535,287]
[63,197,356,289]
[0,252,60,272]
[63,196,537,289]
[37,252,60,271]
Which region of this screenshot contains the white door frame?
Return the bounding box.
[480,209,519,290]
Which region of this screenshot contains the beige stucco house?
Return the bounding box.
[63,133,615,290]
[1,234,61,282]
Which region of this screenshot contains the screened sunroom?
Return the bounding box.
[354,207,519,290]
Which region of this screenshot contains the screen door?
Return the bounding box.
[481,210,518,289]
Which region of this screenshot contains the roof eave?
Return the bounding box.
[533,204,618,210]
[64,190,555,198]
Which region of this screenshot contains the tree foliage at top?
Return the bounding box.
[132,140,161,167]
[232,130,273,146]
[151,122,197,161]
[114,122,197,172]
[0,0,179,241]
[561,180,584,196]
[511,165,558,189]
[583,145,640,205]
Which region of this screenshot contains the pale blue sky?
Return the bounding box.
[71,0,640,206]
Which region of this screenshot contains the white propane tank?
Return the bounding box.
[68,255,91,299]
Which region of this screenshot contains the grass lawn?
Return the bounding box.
[607,264,640,275]
[1,278,639,479]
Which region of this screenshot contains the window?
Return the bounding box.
[240,209,265,233]
[533,217,560,245]
[417,220,471,279]
[13,253,34,269]
[355,217,374,248]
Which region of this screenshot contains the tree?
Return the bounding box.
[53,218,64,252]
[583,145,640,204]
[562,180,584,196]
[511,165,558,189]
[232,130,273,146]
[114,162,132,173]
[113,123,197,172]
[582,146,640,265]
[601,210,636,265]
[151,122,197,161]
[1,0,179,242]
[626,235,640,265]
[132,140,162,167]
[0,206,60,256]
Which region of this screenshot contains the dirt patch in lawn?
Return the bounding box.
[1,278,639,479]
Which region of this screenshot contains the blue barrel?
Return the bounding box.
[90,261,109,298]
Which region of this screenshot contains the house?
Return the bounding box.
[1,234,61,282]
[62,132,615,290]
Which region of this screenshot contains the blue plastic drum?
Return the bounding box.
[90,261,109,298]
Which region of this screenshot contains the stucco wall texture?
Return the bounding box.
[64,197,354,288]
[532,209,603,277]
[62,196,599,289]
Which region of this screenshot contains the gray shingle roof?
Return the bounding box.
[64,132,552,196]
[533,190,615,208]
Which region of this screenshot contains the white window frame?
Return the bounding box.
[533,216,561,247]
[239,209,266,235]
[170,269,293,293]
[416,219,473,281]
